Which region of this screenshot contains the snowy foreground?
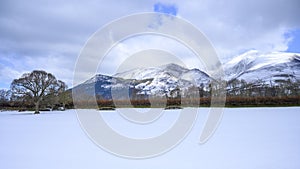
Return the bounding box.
[1,107,300,169]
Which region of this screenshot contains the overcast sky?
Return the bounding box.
[1,0,300,89]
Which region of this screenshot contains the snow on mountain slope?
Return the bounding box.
[82,74,114,85]
[74,63,211,97]
[74,50,300,97]
[181,69,210,86]
[225,50,300,84]
[114,67,162,80]
[114,63,211,95]
[114,63,189,80]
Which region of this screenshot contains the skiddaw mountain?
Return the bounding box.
[224,50,300,84]
[73,50,300,99]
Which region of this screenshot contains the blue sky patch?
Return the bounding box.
[153,3,178,16]
[286,29,300,53]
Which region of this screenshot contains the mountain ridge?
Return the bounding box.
[74,50,300,100]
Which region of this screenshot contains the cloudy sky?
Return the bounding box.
[0,0,299,89]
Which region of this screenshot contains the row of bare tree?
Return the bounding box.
[1,70,300,112]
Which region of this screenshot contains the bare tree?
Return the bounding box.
[56,80,69,108]
[0,89,8,102]
[42,80,68,109]
[10,70,64,114]
[0,89,11,107]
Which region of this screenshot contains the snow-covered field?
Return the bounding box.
[1,107,300,169]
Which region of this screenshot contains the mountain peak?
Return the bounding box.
[159,63,188,75]
[82,74,112,85]
[226,50,259,67]
[160,63,186,69]
[224,50,300,83]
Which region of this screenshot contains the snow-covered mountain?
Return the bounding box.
[225,50,300,85]
[73,50,300,99]
[74,63,211,98]
[114,63,211,95]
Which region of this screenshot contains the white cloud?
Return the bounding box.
[173,0,300,61]
[98,34,205,75]
[0,54,76,89]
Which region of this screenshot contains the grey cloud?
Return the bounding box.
[0,0,153,55]
[174,0,300,61]
[0,0,299,88]
[0,0,155,88]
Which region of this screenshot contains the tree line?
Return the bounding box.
[94,78,300,108]
[1,70,300,113]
